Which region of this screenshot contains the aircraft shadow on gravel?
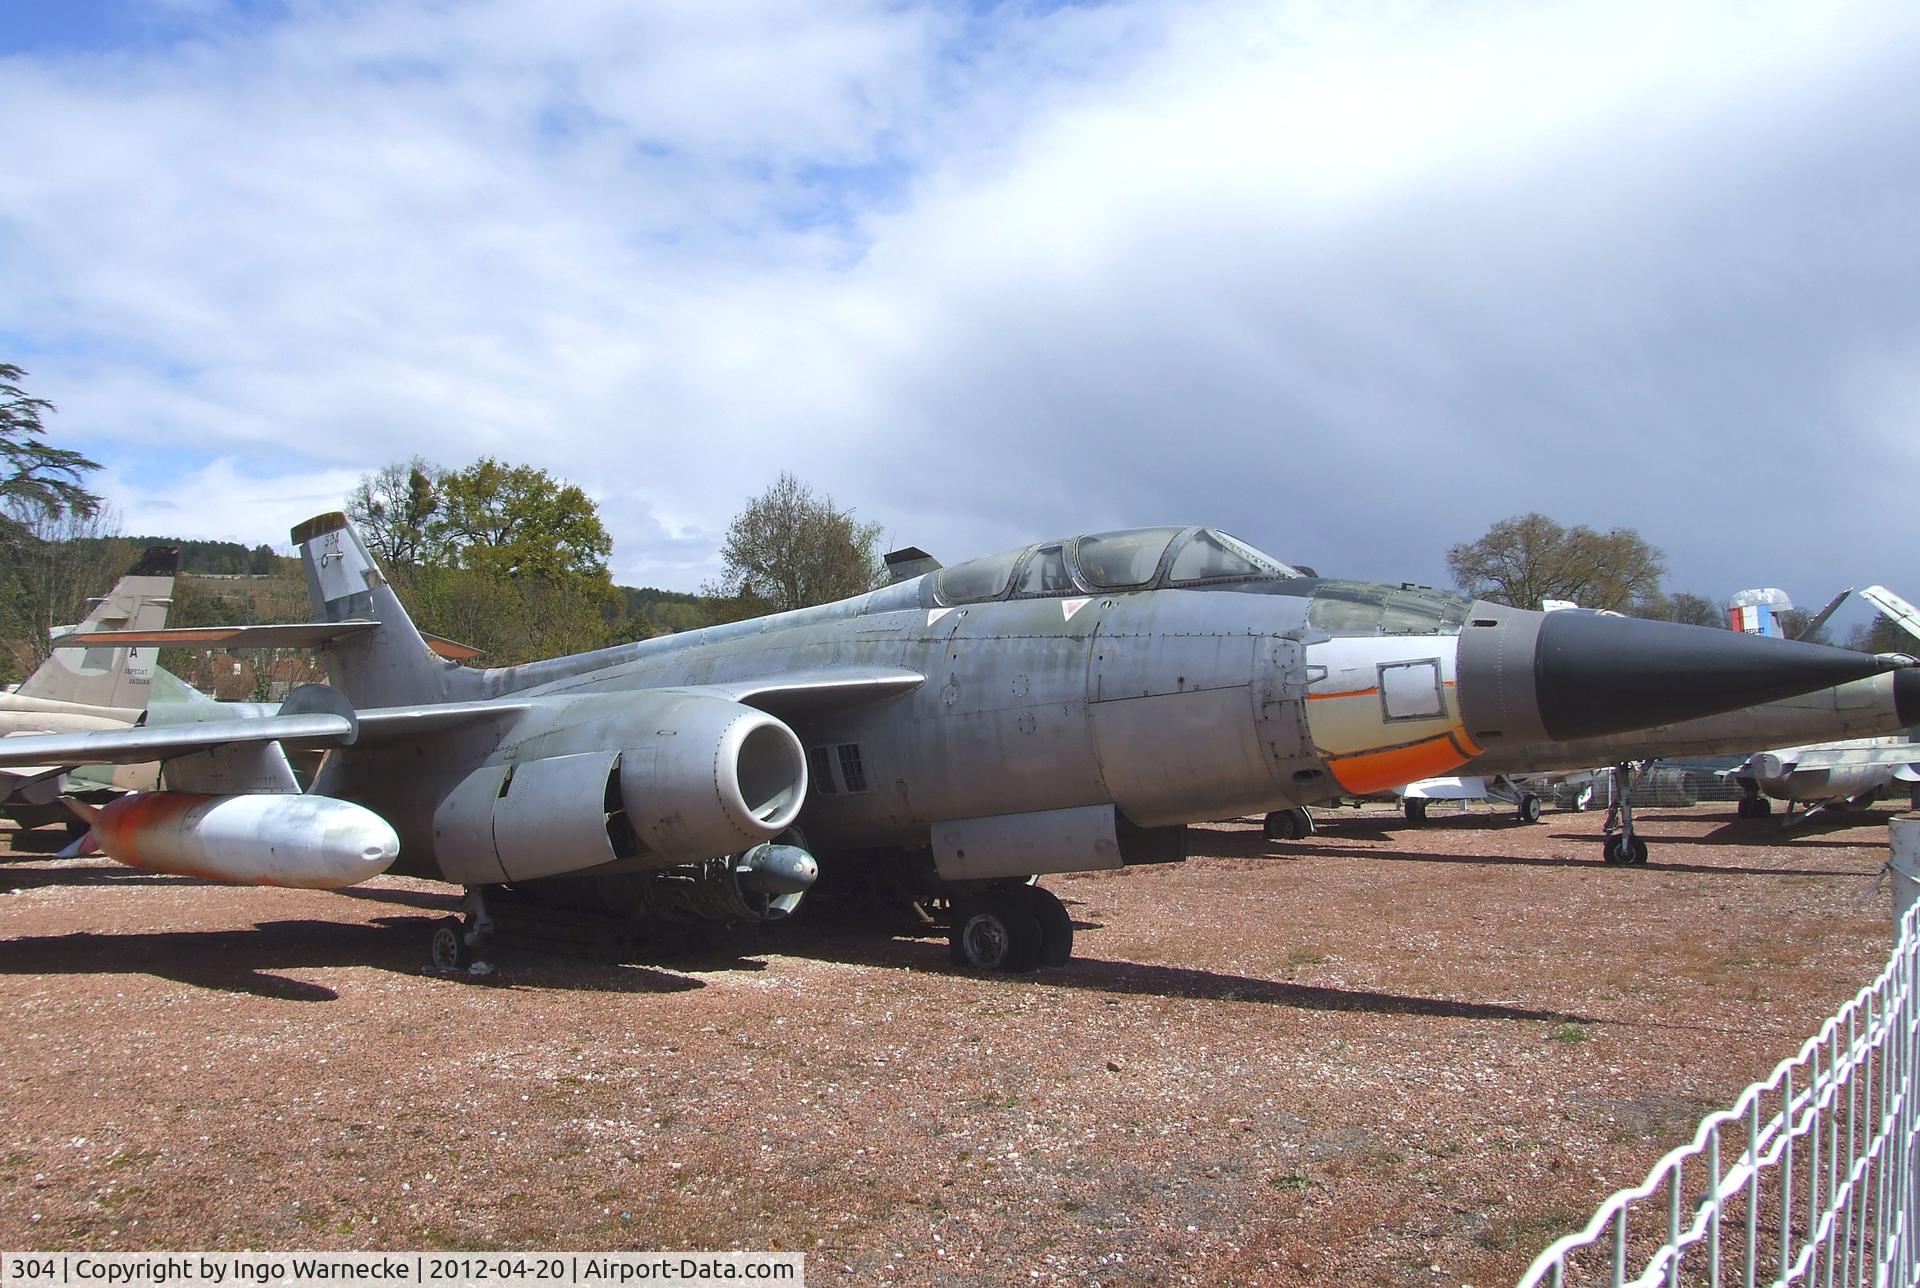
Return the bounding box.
[778,928,1593,1024]
[1287,841,1868,880]
[0,916,712,1001]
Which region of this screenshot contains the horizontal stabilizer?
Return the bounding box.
[0,713,357,770]
[56,622,378,649]
[55,621,479,660]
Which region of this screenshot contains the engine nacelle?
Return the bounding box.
[432,694,808,884]
[91,791,400,889]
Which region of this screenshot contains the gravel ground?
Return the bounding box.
[0,801,1906,1285]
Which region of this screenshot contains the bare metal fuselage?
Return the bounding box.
[315,581,1358,881]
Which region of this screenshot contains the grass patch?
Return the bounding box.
[1547,1023,1591,1044]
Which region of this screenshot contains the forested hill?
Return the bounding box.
[118,536,291,576]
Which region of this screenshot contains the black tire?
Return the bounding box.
[1013,884,1075,969]
[1517,794,1542,824]
[1265,807,1314,840]
[1601,835,1649,867]
[949,895,1044,973]
[429,918,472,972]
[1403,799,1428,824]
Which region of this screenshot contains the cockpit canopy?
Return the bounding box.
[933,526,1303,606]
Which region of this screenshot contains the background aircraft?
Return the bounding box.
[1,516,1895,974]
[0,546,176,830]
[1717,584,1920,822]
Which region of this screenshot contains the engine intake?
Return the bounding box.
[432,694,808,884]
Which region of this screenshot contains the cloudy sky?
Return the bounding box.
[2,0,1916,625]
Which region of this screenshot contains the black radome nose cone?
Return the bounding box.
[1536,612,1898,742]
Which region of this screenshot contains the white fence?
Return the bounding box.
[1519,826,1920,1288]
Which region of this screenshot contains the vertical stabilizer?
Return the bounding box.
[18,545,178,711]
[1728,588,1792,638]
[293,513,476,708]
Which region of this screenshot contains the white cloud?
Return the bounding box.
[2,0,1917,604]
[95,457,366,548]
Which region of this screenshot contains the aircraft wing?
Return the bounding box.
[0,714,357,770]
[0,669,921,772]
[688,667,926,716]
[1756,744,1920,775]
[1863,587,1920,646]
[354,700,532,740]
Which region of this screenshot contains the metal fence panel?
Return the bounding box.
[1518,895,1920,1287]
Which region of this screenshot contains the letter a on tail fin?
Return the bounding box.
[17,545,179,712]
[292,512,477,708]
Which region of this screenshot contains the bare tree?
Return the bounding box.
[347,458,443,582]
[711,472,884,613]
[1447,513,1666,612]
[1637,590,1723,627]
[1,498,131,667]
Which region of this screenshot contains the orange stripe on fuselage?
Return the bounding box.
[1327,733,1477,795]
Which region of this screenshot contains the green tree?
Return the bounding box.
[0,364,100,549]
[431,458,611,581]
[1447,513,1667,612]
[351,458,622,665]
[711,472,884,613]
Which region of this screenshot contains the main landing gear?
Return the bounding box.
[1601,761,1651,866]
[1735,779,1773,819]
[949,884,1073,973]
[429,888,496,975]
[1264,807,1316,840]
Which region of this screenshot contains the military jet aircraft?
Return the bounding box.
[0,545,177,830]
[0,516,1897,973]
[1715,585,1920,823]
[1722,734,1918,821]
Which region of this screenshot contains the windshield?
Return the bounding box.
[1013,544,1077,597]
[1073,528,1184,589]
[936,549,1024,603]
[1169,529,1299,583]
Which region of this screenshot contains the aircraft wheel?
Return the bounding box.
[1517,794,1542,824]
[1737,797,1773,819]
[1265,807,1315,840]
[429,918,473,972]
[1601,835,1649,867]
[949,895,1044,973]
[1011,884,1074,968]
[1403,799,1428,824]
